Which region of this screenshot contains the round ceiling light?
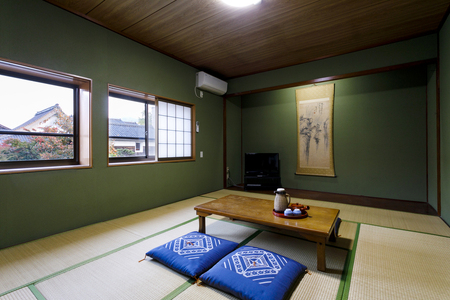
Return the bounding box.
[221,0,261,7]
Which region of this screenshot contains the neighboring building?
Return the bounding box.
[109,118,155,156]
[0,104,65,144]
[14,104,64,132]
[2,106,156,157]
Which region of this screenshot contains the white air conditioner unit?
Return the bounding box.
[196,71,228,95]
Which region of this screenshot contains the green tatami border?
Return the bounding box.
[344,219,450,238]
[28,284,46,300]
[0,217,199,298]
[339,223,361,300]
[161,279,197,300]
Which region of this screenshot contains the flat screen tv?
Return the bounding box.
[245,153,280,177]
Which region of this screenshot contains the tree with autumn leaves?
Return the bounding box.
[0,106,74,161]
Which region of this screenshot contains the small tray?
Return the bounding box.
[272,209,308,219]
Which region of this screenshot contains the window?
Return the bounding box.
[0,58,92,173]
[108,85,194,165]
[158,101,192,159]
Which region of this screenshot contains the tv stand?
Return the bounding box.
[244,176,281,190]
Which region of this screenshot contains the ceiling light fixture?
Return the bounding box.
[221,0,261,7]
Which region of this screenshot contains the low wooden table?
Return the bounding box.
[194,194,340,272]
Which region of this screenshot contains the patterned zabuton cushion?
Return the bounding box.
[199,246,307,300]
[146,231,238,278]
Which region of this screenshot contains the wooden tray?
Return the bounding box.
[272,209,308,219]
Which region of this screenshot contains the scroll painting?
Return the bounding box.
[296,83,335,177]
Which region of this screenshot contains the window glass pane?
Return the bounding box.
[176,118,183,131]
[0,74,75,163]
[159,144,167,158]
[1,134,74,161]
[184,145,191,157]
[148,104,156,128]
[184,107,191,120]
[147,103,156,157]
[168,144,176,157]
[176,144,184,157]
[159,101,167,116]
[184,132,191,144]
[109,97,145,137]
[167,103,176,117]
[168,130,176,143]
[176,105,184,118]
[108,97,146,158]
[176,131,183,143]
[159,115,167,130]
[147,144,155,156]
[167,116,176,130]
[159,129,168,144]
[157,99,193,159]
[109,138,145,157]
[184,120,191,132]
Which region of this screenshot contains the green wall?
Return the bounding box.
[226,96,242,186]
[227,35,437,95]
[226,34,440,207]
[237,66,428,201]
[0,0,224,249]
[439,17,450,225]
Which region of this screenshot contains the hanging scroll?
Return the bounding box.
[296,83,335,177]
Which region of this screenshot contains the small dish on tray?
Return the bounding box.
[273,209,308,219]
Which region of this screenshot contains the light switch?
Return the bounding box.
[200,151,203,158]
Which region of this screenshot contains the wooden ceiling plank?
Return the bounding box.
[87,0,176,31]
[192,2,444,57]
[151,0,407,58]
[45,0,104,14]
[123,0,233,45]
[155,0,445,66]
[150,0,324,51]
[45,0,450,78]
[189,13,443,77]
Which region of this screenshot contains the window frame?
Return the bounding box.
[0,58,92,174]
[108,84,195,166]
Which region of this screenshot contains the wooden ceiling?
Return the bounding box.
[45,0,450,79]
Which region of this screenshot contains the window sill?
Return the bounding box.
[0,164,92,175]
[108,158,195,167]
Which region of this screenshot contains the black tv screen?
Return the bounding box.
[245,153,279,177]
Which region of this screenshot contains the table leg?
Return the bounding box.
[198,216,206,233]
[317,240,326,272]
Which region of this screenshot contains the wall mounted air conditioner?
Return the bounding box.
[196,71,228,95]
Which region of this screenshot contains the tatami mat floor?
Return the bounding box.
[1,189,449,300]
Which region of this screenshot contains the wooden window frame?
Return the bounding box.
[0,58,92,174]
[108,84,195,167]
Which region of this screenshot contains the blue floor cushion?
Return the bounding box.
[146,231,239,278]
[199,246,307,300]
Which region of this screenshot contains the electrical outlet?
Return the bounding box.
[226,167,230,180]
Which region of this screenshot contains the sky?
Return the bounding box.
[109,96,144,123]
[109,96,155,124]
[0,74,73,129]
[0,74,156,130]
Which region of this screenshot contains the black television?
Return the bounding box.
[245,153,280,177]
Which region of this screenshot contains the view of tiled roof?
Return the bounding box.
[0,134,31,143]
[0,104,61,144]
[14,104,60,130]
[2,107,156,145]
[109,118,155,139]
